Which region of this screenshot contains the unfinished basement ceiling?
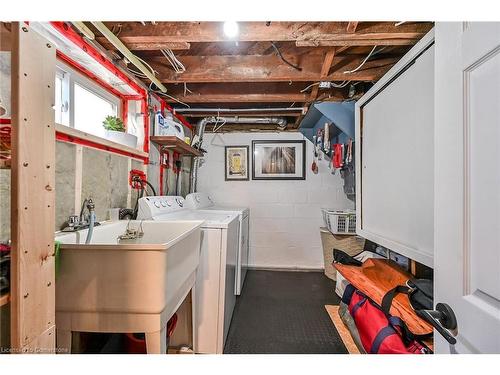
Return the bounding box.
[88,21,434,131]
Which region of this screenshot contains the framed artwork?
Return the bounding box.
[225,145,249,181]
[252,140,306,180]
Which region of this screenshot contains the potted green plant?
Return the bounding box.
[102,115,137,148]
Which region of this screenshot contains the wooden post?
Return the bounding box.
[10,22,56,353]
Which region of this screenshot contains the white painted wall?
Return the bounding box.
[197,132,354,269]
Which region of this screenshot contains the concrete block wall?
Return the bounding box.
[55,142,76,229]
[81,147,130,222]
[53,141,189,231]
[54,141,146,230]
[197,132,354,270]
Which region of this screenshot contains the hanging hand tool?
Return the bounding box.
[311,135,319,174]
[323,123,330,154]
[316,129,323,160]
[346,138,353,164]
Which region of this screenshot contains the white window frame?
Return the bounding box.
[55,61,121,132]
[55,67,70,126]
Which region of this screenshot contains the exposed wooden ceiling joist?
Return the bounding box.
[168,93,311,103]
[165,81,340,103]
[103,21,431,44]
[346,22,359,33]
[96,37,190,51]
[150,54,399,83]
[90,21,433,131]
[180,111,305,118]
[99,32,422,49]
[295,35,422,47]
[310,49,336,100]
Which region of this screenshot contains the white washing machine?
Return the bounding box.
[185,192,250,296]
[137,195,239,354]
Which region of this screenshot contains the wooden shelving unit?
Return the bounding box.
[0,293,10,307]
[150,136,203,157]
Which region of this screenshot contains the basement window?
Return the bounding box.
[54,62,125,144]
[73,82,117,138]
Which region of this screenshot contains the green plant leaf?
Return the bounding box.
[102,115,125,132]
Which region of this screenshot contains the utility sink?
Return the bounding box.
[54,220,203,353]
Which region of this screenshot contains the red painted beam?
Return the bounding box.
[151,92,193,131]
[165,102,193,131]
[50,21,145,97]
[121,99,128,129]
[57,51,126,101]
[142,98,150,155]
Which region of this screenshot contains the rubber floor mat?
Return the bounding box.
[223,270,348,354]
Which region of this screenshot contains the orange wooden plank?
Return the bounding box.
[334,259,433,336]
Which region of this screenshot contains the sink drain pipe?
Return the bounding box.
[190,116,287,193]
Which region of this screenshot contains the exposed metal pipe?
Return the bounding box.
[190,116,288,193]
[212,116,287,128]
[190,117,212,194]
[174,107,307,114]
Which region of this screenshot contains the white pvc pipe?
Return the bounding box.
[91,21,168,93]
[72,22,95,40]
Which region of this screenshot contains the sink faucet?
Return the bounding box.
[62,198,100,244]
[81,198,96,244]
[80,198,94,223]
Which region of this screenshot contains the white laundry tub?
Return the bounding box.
[54,220,203,353]
[55,220,203,316]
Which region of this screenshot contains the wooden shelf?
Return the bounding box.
[0,159,11,169]
[150,136,203,157]
[56,124,149,161]
[0,293,10,307]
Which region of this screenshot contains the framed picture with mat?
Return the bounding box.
[252,140,306,180]
[225,145,249,181]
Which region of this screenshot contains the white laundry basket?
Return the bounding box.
[322,209,357,235]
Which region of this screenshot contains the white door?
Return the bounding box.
[434,22,500,353]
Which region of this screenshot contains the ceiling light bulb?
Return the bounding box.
[223,21,239,38]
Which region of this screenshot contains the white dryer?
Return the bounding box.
[137,195,239,354]
[185,192,250,295]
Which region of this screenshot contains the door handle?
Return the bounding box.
[416,303,458,345]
